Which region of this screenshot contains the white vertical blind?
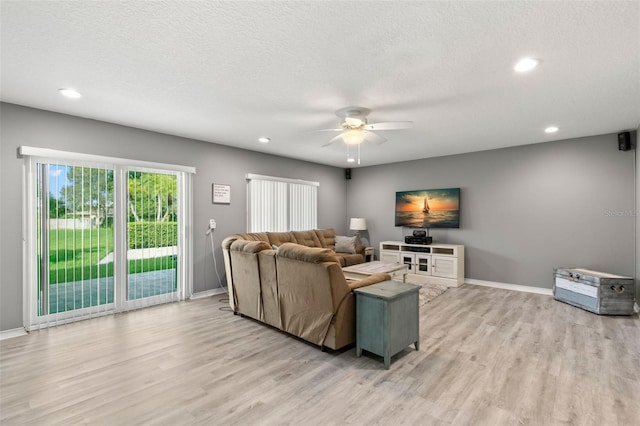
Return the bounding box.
[31,160,116,329]
[248,179,287,232]
[289,182,317,231]
[247,174,318,232]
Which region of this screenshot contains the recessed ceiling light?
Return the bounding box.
[514,58,539,73]
[347,158,355,163]
[545,126,559,133]
[258,137,270,143]
[58,88,82,99]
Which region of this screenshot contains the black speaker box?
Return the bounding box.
[618,132,631,151]
[345,168,351,180]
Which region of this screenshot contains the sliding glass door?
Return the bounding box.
[25,152,191,330]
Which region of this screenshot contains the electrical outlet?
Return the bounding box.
[209,219,216,229]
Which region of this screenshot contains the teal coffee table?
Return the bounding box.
[354,280,420,369]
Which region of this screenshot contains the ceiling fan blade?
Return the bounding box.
[363,131,387,144]
[321,134,344,147]
[363,121,413,131]
[312,128,343,132]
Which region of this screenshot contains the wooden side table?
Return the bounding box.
[354,280,420,369]
[364,247,375,262]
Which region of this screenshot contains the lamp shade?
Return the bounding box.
[349,217,367,231]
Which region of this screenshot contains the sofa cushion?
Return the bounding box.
[292,230,322,248]
[314,228,336,250]
[335,235,357,253]
[232,232,270,243]
[267,232,298,247]
[277,243,340,264]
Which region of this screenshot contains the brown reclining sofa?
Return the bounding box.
[222,229,389,349]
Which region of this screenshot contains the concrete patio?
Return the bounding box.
[47,269,176,314]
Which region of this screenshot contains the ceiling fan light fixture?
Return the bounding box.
[342,129,366,145]
[344,117,364,127]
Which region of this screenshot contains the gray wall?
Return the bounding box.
[0,103,347,331]
[347,133,637,289]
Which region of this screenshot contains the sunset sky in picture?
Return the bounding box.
[396,190,460,212]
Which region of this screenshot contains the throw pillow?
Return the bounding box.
[335,235,357,254]
[271,244,279,251]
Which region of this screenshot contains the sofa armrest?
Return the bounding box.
[347,273,391,290]
[222,235,239,251]
[230,239,271,253]
[355,244,366,255]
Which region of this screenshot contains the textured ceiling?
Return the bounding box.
[1,1,639,167]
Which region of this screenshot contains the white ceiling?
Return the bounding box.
[1,1,639,168]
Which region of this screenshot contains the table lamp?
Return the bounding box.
[350,217,367,244]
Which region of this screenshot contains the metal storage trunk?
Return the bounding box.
[553,268,635,315]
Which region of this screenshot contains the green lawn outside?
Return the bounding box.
[46,228,177,285]
[49,228,114,266]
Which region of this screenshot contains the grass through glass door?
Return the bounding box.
[126,171,178,300]
[39,164,115,315]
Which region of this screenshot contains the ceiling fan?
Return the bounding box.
[318,106,413,149]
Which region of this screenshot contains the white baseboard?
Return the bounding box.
[465,278,553,296]
[190,287,227,300]
[0,327,28,341]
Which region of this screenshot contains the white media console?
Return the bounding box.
[379,241,465,287]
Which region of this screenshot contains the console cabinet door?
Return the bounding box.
[400,252,416,273]
[415,254,431,276]
[432,256,458,279]
[380,251,400,264]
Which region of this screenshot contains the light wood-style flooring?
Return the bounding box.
[1,285,639,425]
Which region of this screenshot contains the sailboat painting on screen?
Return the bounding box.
[395,188,460,228]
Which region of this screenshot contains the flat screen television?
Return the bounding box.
[395,188,460,228]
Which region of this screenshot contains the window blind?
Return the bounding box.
[247,174,318,232]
